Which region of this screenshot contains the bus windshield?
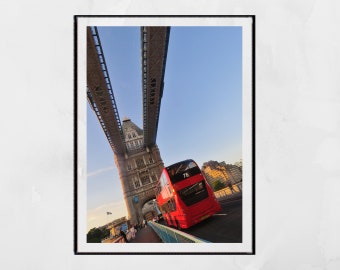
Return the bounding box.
[177,180,208,206]
[166,159,201,184]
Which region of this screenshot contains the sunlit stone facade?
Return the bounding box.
[114,118,164,225]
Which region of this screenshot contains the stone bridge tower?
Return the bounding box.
[114,118,164,225]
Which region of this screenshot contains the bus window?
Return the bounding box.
[177,181,208,206]
[168,198,176,212]
[166,159,201,183]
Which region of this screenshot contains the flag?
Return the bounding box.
[106,212,112,215]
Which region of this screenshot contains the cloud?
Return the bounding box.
[87,166,116,178]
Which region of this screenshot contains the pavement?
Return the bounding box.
[129,225,162,243]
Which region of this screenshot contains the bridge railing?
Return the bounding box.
[148,221,210,243]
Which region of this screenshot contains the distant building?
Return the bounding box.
[202,161,229,189]
[234,159,243,170]
[100,216,129,237]
[202,160,243,190]
[222,162,242,183]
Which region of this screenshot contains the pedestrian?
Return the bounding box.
[130,225,136,239]
[120,229,128,243]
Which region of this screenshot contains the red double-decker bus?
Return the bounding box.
[154,159,221,229]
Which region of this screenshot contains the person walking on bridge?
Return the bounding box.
[130,225,136,239]
[120,229,128,243]
[142,219,148,228]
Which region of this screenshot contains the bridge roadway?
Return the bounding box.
[128,198,242,243]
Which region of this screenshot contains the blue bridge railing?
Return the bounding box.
[148,221,210,243]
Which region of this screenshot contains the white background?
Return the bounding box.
[1,0,339,269]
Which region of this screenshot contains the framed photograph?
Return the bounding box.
[74,15,255,254]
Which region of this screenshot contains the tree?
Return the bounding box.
[87,227,110,243]
[213,180,226,191]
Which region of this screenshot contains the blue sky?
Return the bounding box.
[87,26,242,231]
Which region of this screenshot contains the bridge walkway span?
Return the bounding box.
[129,225,162,243]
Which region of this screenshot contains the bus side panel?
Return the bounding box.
[156,169,177,227]
[172,177,222,229]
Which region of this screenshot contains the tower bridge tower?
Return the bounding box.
[87,26,170,225]
[115,117,164,224]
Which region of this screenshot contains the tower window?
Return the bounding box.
[151,174,157,182]
[133,178,141,189]
[140,175,150,185]
[136,158,145,169]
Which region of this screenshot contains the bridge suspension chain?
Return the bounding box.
[87,87,115,149]
[88,26,124,137]
[87,26,126,153]
[141,27,170,147]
